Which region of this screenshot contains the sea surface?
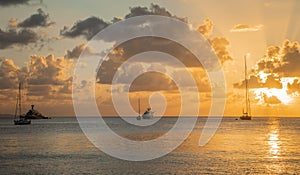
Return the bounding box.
[0,117,299,175]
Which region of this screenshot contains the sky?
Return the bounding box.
[0,0,300,117]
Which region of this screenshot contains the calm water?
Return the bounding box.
[0,117,299,175]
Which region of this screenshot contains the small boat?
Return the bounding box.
[136,98,154,120]
[14,118,31,125]
[142,107,154,119]
[14,83,31,125]
[240,55,252,120]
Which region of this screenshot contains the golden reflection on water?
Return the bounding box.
[268,119,281,159]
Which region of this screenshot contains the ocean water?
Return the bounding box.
[0,117,299,175]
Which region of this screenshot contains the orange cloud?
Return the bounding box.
[230,24,263,32]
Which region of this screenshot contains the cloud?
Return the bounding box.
[209,37,233,64]
[124,3,185,21]
[235,40,300,89]
[0,58,19,89]
[129,72,177,92]
[287,79,300,94]
[255,40,300,77]
[60,4,186,40]
[230,24,263,32]
[26,84,52,96]
[0,0,29,6]
[0,28,38,49]
[264,94,281,104]
[233,74,282,89]
[27,54,73,85]
[0,54,74,101]
[64,44,90,59]
[197,18,213,38]
[60,16,109,40]
[62,4,232,95]
[197,18,232,63]
[93,23,232,89]
[18,8,54,28]
[234,40,300,105]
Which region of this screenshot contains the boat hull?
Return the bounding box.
[142,112,153,119]
[240,116,251,120]
[14,119,31,125]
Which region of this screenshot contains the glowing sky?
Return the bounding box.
[0,0,300,116]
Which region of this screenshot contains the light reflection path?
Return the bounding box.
[268,119,281,159]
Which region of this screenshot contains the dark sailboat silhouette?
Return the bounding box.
[14,83,31,125]
[240,55,252,120]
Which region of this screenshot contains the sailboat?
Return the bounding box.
[136,97,154,120]
[240,55,252,120]
[14,83,31,125]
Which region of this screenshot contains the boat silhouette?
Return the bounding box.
[136,98,154,120]
[14,83,31,125]
[240,55,252,120]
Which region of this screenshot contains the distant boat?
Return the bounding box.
[23,104,49,119]
[136,98,154,120]
[14,83,31,125]
[240,55,252,120]
[142,107,154,119]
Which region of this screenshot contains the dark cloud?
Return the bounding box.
[256,40,300,77]
[234,75,261,89]
[287,79,300,94]
[60,16,109,40]
[273,41,300,77]
[0,28,38,49]
[0,0,29,6]
[63,4,232,94]
[18,8,54,28]
[93,19,232,87]
[129,72,177,92]
[235,40,300,91]
[264,94,281,104]
[96,37,203,85]
[60,4,186,40]
[26,85,52,96]
[233,74,282,89]
[124,3,185,21]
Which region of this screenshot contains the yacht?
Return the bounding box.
[240,55,252,120]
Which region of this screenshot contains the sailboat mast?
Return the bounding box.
[14,95,18,118]
[244,55,251,116]
[18,82,22,116]
[244,56,248,114]
[138,97,141,116]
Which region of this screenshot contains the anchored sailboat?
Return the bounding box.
[240,55,252,120]
[14,83,31,125]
